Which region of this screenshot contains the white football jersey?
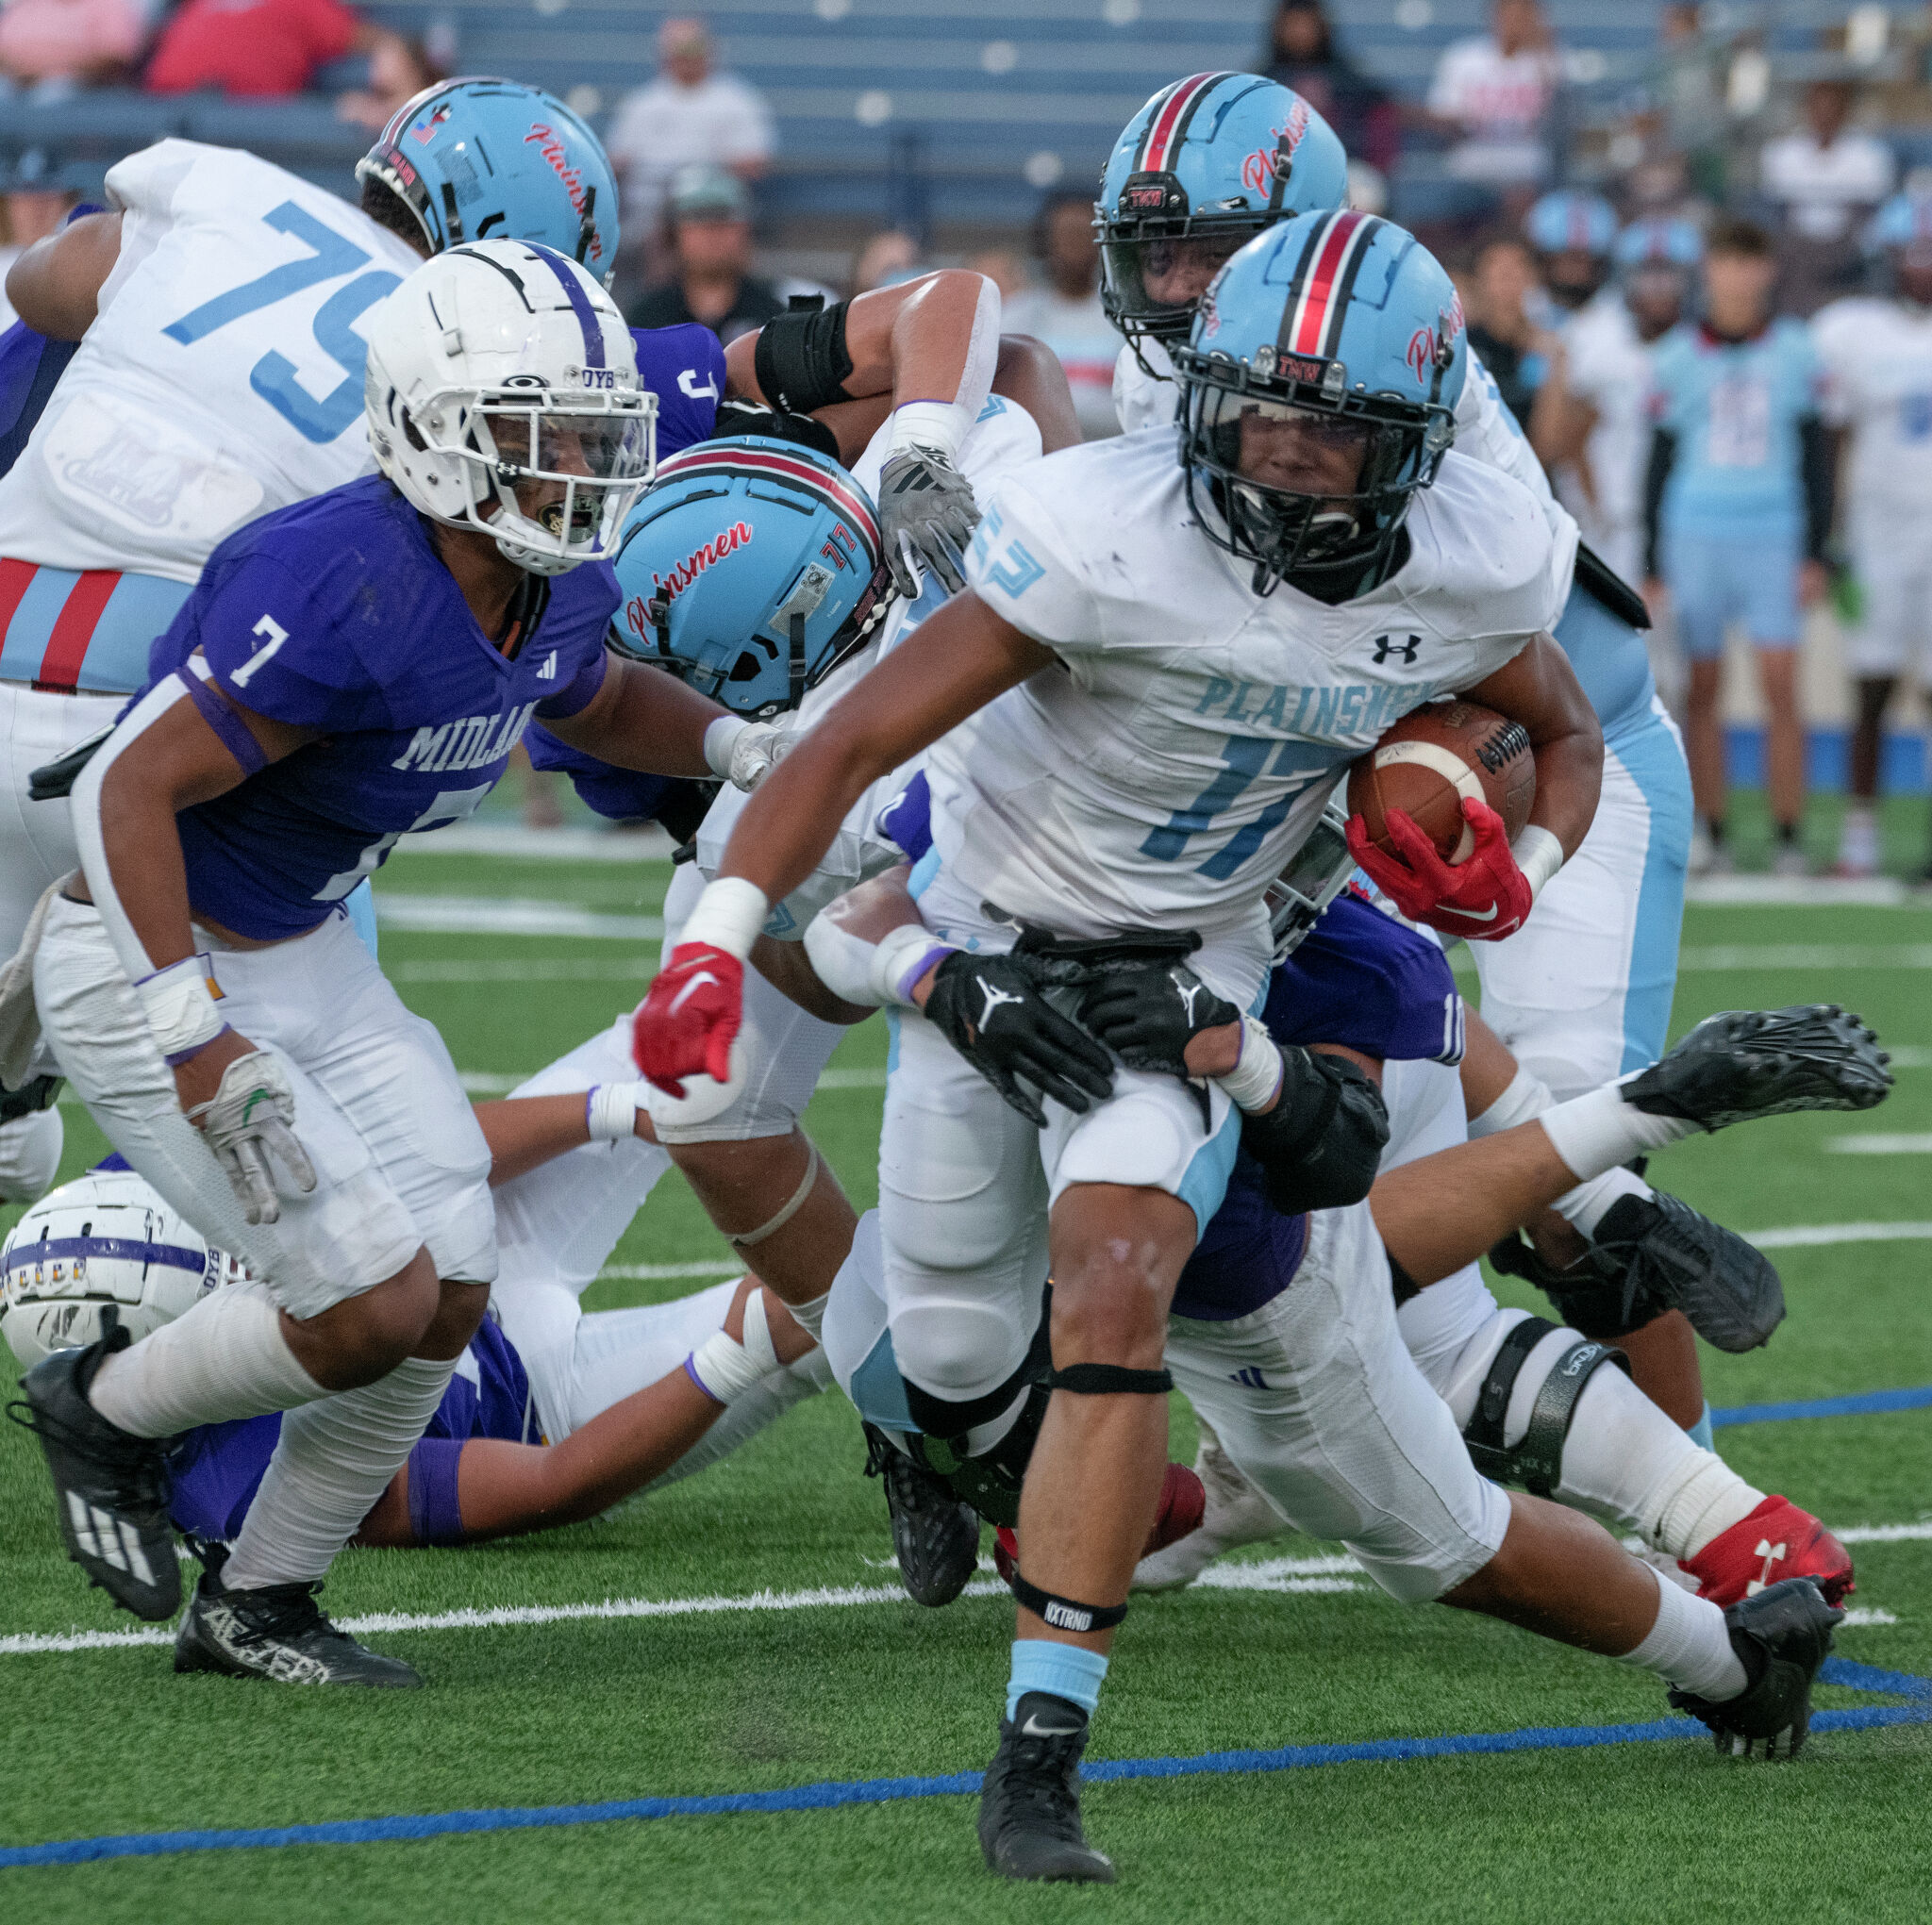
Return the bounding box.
[0,141,421,582]
[1111,337,1574,582]
[1552,292,1654,586]
[927,427,1564,945]
[695,392,1045,935]
[1812,296,1932,537]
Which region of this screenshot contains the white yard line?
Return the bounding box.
[375,897,665,941]
[394,959,649,984]
[1824,1135,1932,1155]
[392,823,676,862]
[598,1260,745,1282]
[1836,1521,1932,1543]
[1745,1221,1932,1249]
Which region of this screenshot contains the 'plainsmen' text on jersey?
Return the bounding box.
[928,427,1563,943]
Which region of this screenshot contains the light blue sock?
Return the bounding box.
[1687,1402,1716,1452]
[1006,1639,1108,1720]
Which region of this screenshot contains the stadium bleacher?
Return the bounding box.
[0,0,1917,237]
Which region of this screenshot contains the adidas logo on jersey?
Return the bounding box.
[537,651,558,680]
[66,1490,158,1587]
[391,701,540,774]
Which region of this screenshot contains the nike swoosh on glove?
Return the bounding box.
[632,943,744,1096]
[1346,798,1534,941]
[877,447,979,596]
[187,1048,317,1227]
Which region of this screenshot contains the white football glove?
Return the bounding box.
[187,1048,317,1226]
[727,713,800,793]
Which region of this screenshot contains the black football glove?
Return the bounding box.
[1075,962,1240,1080]
[877,447,978,596]
[923,951,1115,1127]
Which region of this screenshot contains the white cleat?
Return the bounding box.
[1132,1419,1284,1590]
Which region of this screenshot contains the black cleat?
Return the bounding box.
[978,1693,1116,1883]
[1624,1004,1892,1132]
[863,1422,981,1607]
[175,1543,422,1686]
[1669,1577,1843,1760]
[7,1326,180,1621]
[1591,1189,1786,1353]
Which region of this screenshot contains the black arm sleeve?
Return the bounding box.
[752,297,857,415]
[1642,427,1675,581]
[1239,1049,1390,1216]
[1798,413,1837,565]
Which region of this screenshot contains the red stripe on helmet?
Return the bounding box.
[655,447,881,558]
[1288,210,1368,357]
[1140,73,1220,174]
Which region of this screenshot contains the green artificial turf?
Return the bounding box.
[2,845,1928,1920]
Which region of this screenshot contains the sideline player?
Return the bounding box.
[0,78,663,1203]
[634,212,1618,1879]
[1644,216,1832,876]
[1093,73,1745,1448]
[12,244,776,1685]
[1813,191,1932,879]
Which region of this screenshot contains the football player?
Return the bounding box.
[633,212,1617,1880]
[1813,191,1932,879]
[1094,72,1753,1458]
[11,243,778,1685]
[0,78,727,1203]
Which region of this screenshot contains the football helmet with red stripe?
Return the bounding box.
[608,435,891,718]
[1174,210,1464,596]
[1096,74,1348,359]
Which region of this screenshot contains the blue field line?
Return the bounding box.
[1711,1385,1932,1428]
[3,1659,1924,1870]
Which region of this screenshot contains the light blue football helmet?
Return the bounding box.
[1864,191,1932,256]
[1095,73,1349,352]
[1524,190,1618,257]
[1175,210,1463,596]
[608,437,890,719]
[357,78,621,285]
[1613,216,1704,270]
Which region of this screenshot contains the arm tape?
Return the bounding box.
[1007,1568,1128,1633]
[1045,1363,1173,1395]
[1241,1049,1390,1216]
[754,298,856,414]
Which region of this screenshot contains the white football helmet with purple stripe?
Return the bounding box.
[363,239,656,575]
[1,1167,249,1369]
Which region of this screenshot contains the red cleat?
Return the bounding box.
[1681,1495,1855,1609]
[989,1464,1207,1589]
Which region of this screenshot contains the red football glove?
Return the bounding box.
[1345,798,1534,941]
[631,942,745,1096]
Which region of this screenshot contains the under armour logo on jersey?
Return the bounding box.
[537,651,558,681]
[1372,634,1423,665]
[975,977,1025,1029]
[1746,1538,1790,1597]
[66,1491,158,1587]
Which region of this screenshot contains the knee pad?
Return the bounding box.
[898,1303,1050,1443]
[1460,1314,1631,1498]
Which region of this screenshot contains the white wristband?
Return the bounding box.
[703,714,749,781]
[872,923,958,1008]
[887,399,966,462]
[678,876,769,962]
[1216,1014,1286,1113]
[585,1082,643,1141]
[685,1290,779,1403]
[1511,824,1563,904]
[135,954,226,1066]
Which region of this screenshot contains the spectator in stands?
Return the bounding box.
[1462,234,1557,427]
[1643,216,1831,875]
[1426,0,1559,208]
[335,34,444,133]
[1260,0,1399,174]
[852,230,924,296]
[627,165,784,345]
[1759,77,1894,316]
[1004,191,1120,440]
[606,17,774,252]
[0,0,146,95]
[146,0,377,97]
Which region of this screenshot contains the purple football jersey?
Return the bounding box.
[142,475,615,938]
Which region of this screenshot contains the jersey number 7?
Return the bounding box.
[162,202,403,447]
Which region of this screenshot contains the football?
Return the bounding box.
[1347,700,1538,863]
